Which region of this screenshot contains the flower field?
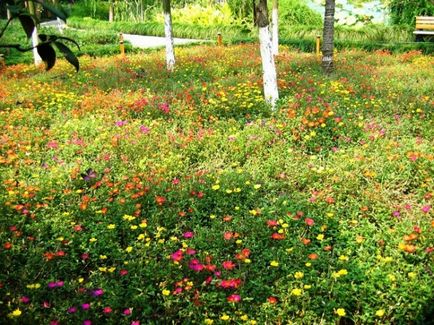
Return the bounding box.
[0,45,433,324]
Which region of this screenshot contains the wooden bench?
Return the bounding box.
[414,16,434,41]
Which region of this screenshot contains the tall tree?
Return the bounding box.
[162,0,175,71]
[254,0,278,109]
[271,0,278,55]
[321,0,335,74]
[27,0,42,66]
[109,0,114,22]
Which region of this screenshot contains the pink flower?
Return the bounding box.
[172,178,180,185]
[120,269,129,276]
[50,321,60,325]
[158,103,170,114]
[83,320,92,325]
[227,294,241,303]
[173,287,183,295]
[20,296,30,304]
[67,306,77,313]
[421,205,431,213]
[103,307,112,314]
[189,259,204,272]
[139,125,150,134]
[47,140,59,149]
[81,303,90,310]
[171,249,183,262]
[183,231,194,239]
[305,218,315,226]
[115,120,127,127]
[186,248,196,255]
[131,321,140,325]
[123,308,132,315]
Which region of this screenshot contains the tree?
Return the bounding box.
[254,0,278,110]
[162,0,175,71]
[271,0,278,55]
[27,0,42,65]
[0,0,80,71]
[321,0,335,74]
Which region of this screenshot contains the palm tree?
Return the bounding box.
[254,0,279,109]
[322,0,335,74]
[162,0,175,71]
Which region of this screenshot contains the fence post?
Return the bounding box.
[119,33,125,57]
[316,35,321,57]
[217,32,223,46]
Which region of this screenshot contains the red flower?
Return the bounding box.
[222,260,236,270]
[267,296,278,304]
[120,269,128,276]
[3,242,12,250]
[267,220,278,227]
[171,249,183,262]
[271,233,285,240]
[155,196,166,206]
[305,218,315,226]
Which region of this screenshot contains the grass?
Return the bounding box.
[0,44,433,324]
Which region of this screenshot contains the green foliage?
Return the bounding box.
[279,0,323,26]
[388,0,434,26]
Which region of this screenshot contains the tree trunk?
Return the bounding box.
[272,0,278,55]
[7,8,12,20]
[254,0,278,110]
[162,0,175,71]
[109,1,114,22]
[322,0,335,74]
[27,1,42,66]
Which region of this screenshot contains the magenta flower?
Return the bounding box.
[115,120,128,127]
[20,296,30,304]
[186,248,196,255]
[50,321,60,325]
[227,294,241,303]
[48,282,57,289]
[123,308,132,316]
[421,205,431,213]
[183,231,194,239]
[189,259,204,272]
[83,320,92,325]
[120,269,129,276]
[131,321,140,325]
[171,249,183,262]
[67,306,77,313]
[158,102,170,114]
[81,303,90,310]
[92,288,104,297]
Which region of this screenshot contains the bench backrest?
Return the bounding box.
[416,16,434,30]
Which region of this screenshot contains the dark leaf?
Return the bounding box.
[18,14,35,38]
[54,41,80,72]
[56,36,81,50]
[38,1,69,22]
[37,43,56,71]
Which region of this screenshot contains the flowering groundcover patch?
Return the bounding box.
[0,45,433,324]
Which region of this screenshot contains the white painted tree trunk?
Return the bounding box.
[31,26,42,66]
[7,9,12,20]
[259,26,279,110]
[164,12,175,71]
[272,0,278,55]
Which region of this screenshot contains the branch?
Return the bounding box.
[0,17,14,39]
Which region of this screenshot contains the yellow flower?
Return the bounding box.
[270,260,279,267]
[244,258,251,264]
[294,271,304,279]
[100,255,107,259]
[336,308,346,317]
[408,272,417,279]
[125,246,133,253]
[338,269,348,276]
[240,315,249,321]
[78,278,84,283]
[89,237,97,243]
[108,267,116,273]
[253,184,261,189]
[9,308,22,317]
[375,309,385,317]
[162,289,170,296]
[317,234,325,241]
[339,255,349,261]
[220,314,230,321]
[291,288,302,296]
[204,319,214,325]
[137,234,145,240]
[212,184,220,190]
[107,224,116,229]
[304,284,312,289]
[130,225,138,230]
[99,267,107,272]
[139,222,147,228]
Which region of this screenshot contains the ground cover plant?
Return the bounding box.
[0,44,433,324]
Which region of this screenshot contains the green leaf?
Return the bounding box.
[37,43,56,71]
[56,36,81,51]
[18,14,35,39]
[38,1,69,22]
[54,41,79,72]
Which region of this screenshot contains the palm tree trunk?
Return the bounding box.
[272,0,278,55]
[162,0,175,71]
[254,0,279,110]
[322,0,335,74]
